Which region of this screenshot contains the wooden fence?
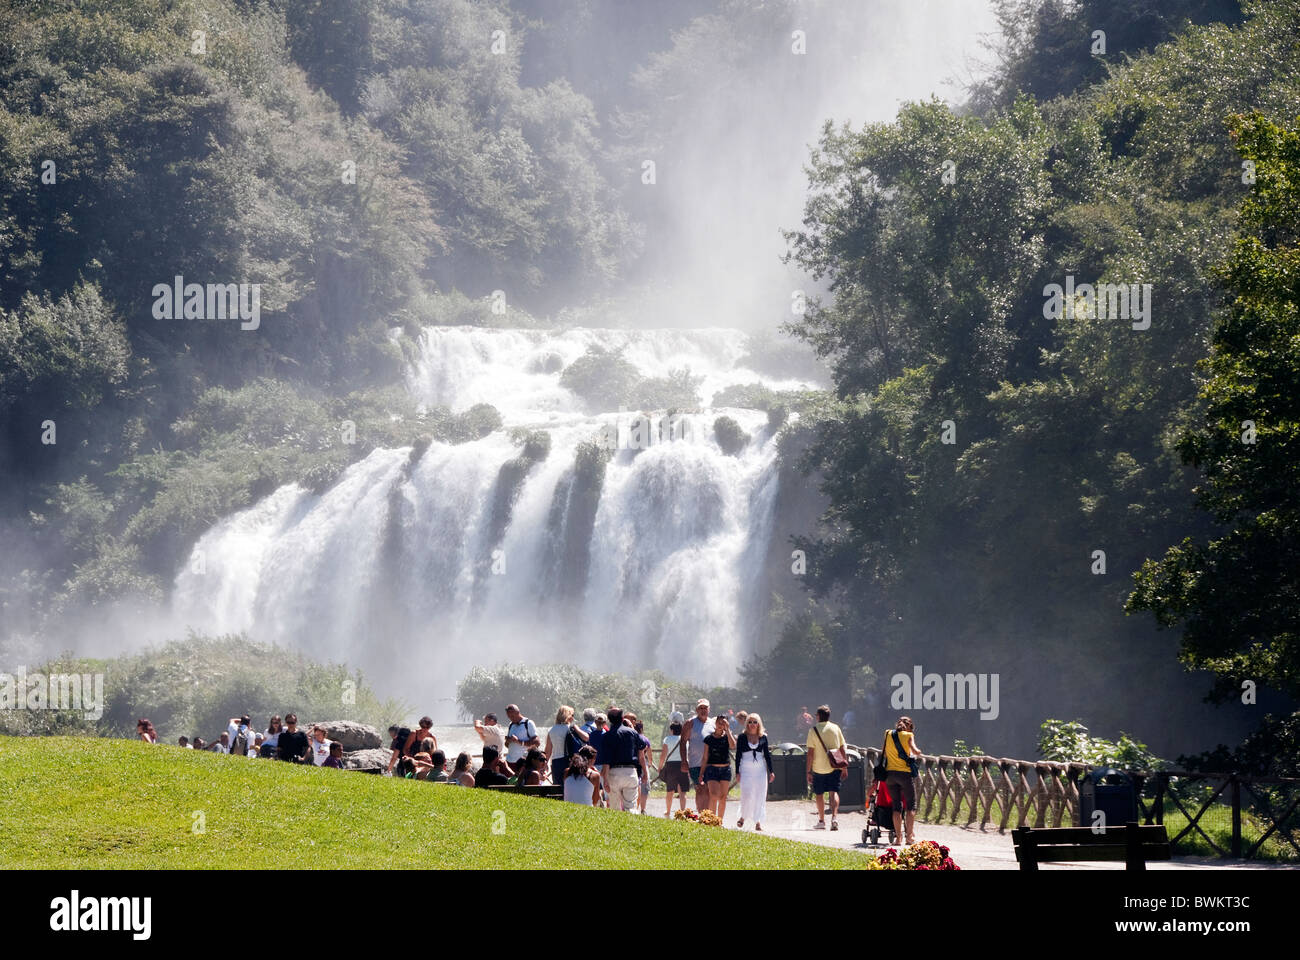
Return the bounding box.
[858,748,1300,860]
[861,748,1089,831]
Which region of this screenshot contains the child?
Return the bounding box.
[871,778,897,844]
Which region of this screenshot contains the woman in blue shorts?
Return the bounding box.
[701,715,736,820]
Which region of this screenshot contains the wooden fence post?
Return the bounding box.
[1015,826,1037,870]
[1230,774,1242,858]
[1125,821,1145,870]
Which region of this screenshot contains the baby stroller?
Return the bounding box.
[863,777,899,847]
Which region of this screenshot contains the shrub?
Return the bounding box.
[631,367,702,410]
[559,346,641,409]
[446,403,503,442]
[1036,718,1164,769]
[713,416,750,455]
[0,633,406,742]
[456,663,740,732]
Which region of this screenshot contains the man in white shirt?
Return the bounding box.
[309,725,335,766]
[474,712,507,755]
[213,732,231,754]
[503,704,539,772]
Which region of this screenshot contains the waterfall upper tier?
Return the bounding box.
[403,325,818,421]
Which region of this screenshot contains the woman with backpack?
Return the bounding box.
[882,716,923,845]
[659,721,690,817]
[545,705,589,785]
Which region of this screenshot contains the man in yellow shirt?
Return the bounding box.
[804,705,846,830]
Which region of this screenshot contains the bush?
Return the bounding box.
[509,428,552,463]
[1036,719,1164,769]
[1176,711,1300,778]
[0,283,131,414]
[456,663,739,732]
[709,383,813,427]
[631,367,702,410]
[559,346,642,409]
[0,633,407,742]
[713,416,749,455]
[446,403,503,442]
[711,382,782,411]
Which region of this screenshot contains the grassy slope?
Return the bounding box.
[0,737,864,869]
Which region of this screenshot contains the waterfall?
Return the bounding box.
[173,326,810,704]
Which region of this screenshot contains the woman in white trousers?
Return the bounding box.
[735,713,775,830]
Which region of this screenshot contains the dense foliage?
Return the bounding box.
[773,0,1299,759]
[0,633,405,741]
[456,662,745,732]
[0,0,637,638]
[1127,116,1300,706]
[971,0,1245,111]
[1036,718,1164,769]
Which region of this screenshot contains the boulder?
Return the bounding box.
[342,747,390,772]
[309,720,382,751]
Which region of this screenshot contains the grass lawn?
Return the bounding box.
[0,737,867,869]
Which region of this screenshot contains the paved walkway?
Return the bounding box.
[689,799,1284,870]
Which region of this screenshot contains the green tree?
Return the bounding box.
[1128,115,1300,705]
[973,0,1245,112]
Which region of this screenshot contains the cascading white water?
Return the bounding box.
[169,0,995,708]
[173,327,810,704]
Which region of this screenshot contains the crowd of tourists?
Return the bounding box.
[136,713,342,766]
[133,701,924,837]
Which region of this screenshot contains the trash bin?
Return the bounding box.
[768,745,807,800]
[1078,767,1138,829]
[837,752,867,811]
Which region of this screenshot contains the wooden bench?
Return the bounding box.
[486,783,565,799]
[1012,822,1171,870]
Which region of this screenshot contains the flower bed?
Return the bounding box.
[865,840,960,870]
